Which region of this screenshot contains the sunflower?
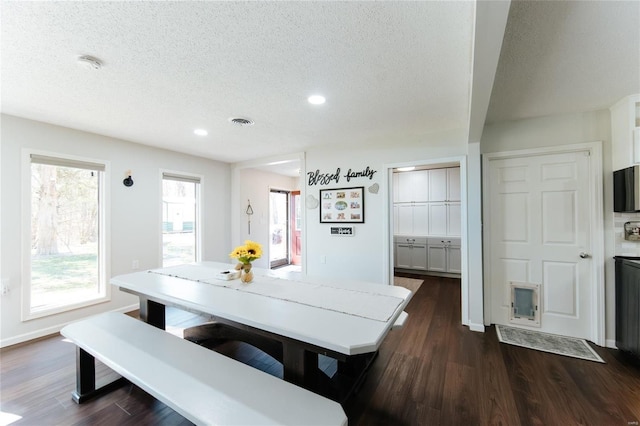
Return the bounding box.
[229,240,262,264]
[244,240,263,259]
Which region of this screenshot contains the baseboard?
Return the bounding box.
[394,268,461,279]
[0,303,139,348]
[468,322,485,332]
[605,339,618,349]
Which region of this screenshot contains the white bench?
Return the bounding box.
[61,312,347,426]
[392,311,409,329]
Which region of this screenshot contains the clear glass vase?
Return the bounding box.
[239,262,253,283]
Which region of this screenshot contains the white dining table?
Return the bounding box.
[111,261,412,401]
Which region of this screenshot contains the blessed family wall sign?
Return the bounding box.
[307,166,379,225]
[307,166,377,186]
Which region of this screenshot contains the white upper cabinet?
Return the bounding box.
[393,166,461,238]
[447,167,460,201]
[396,170,429,202]
[396,203,428,236]
[428,168,447,201]
[427,202,461,237]
[428,167,460,202]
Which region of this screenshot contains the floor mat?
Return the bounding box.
[496,325,604,363]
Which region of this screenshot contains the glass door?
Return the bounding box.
[269,189,289,268]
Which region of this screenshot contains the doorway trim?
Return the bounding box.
[269,188,291,268]
[231,152,306,274]
[383,155,469,327]
[482,142,605,346]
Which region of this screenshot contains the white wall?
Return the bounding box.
[481,109,617,344]
[0,114,231,346]
[236,168,299,269]
[304,128,469,283]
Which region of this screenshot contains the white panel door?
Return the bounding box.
[486,150,592,339]
[427,245,447,272]
[447,245,462,274]
[447,202,461,236]
[413,203,429,235]
[447,168,461,201]
[428,203,447,235]
[412,244,428,270]
[395,244,412,268]
[396,204,413,235]
[396,173,414,202]
[428,169,447,201]
[412,170,430,201]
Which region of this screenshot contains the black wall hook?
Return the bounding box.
[123,170,134,187]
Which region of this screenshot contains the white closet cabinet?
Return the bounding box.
[427,202,461,236]
[395,237,428,270]
[447,168,461,201]
[427,238,461,273]
[393,167,461,274]
[428,167,460,202]
[396,170,429,202]
[428,168,447,202]
[396,203,428,235]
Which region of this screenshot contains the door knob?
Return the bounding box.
[579,252,590,259]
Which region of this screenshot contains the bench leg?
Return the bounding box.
[71,347,128,404]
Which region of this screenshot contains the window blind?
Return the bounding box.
[31,154,105,172]
[162,172,201,183]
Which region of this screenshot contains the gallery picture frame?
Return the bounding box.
[319,186,365,223]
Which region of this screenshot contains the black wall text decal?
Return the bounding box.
[344,166,377,182]
[307,166,378,186]
[308,168,341,186]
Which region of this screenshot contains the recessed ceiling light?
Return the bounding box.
[308,95,326,105]
[193,129,208,136]
[397,166,416,172]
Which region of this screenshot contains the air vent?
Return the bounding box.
[228,117,254,126]
[77,55,102,70]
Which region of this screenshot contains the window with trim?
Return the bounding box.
[25,154,108,319]
[162,172,201,267]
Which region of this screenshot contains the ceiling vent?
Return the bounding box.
[77,55,102,70]
[228,117,254,126]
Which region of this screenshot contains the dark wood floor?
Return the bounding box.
[2,275,639,425]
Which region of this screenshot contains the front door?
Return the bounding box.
[290,191,301,265]
[485,149,595,339]
[269,189,289,268]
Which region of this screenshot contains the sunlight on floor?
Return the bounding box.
[0,411,22,426]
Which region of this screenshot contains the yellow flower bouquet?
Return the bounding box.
[229,240,262,283]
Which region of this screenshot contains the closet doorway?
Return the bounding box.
[387,158,468,326]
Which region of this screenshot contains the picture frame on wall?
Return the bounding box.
[319,186,365,223]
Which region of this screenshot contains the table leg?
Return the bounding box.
[139,297,165,329]
[282,342,318,388]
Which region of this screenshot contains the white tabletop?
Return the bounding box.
[111,262,412,356]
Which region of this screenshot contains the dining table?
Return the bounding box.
[111,261,413,403]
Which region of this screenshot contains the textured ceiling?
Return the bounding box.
[486,0,640,124]
[0,1,473,163]
[2,1,639,165]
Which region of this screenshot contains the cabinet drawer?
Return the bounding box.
[427,237,460,246]
[395,236,427,245]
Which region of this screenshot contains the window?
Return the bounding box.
[24,153,108,319]
[162,172,201,267]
